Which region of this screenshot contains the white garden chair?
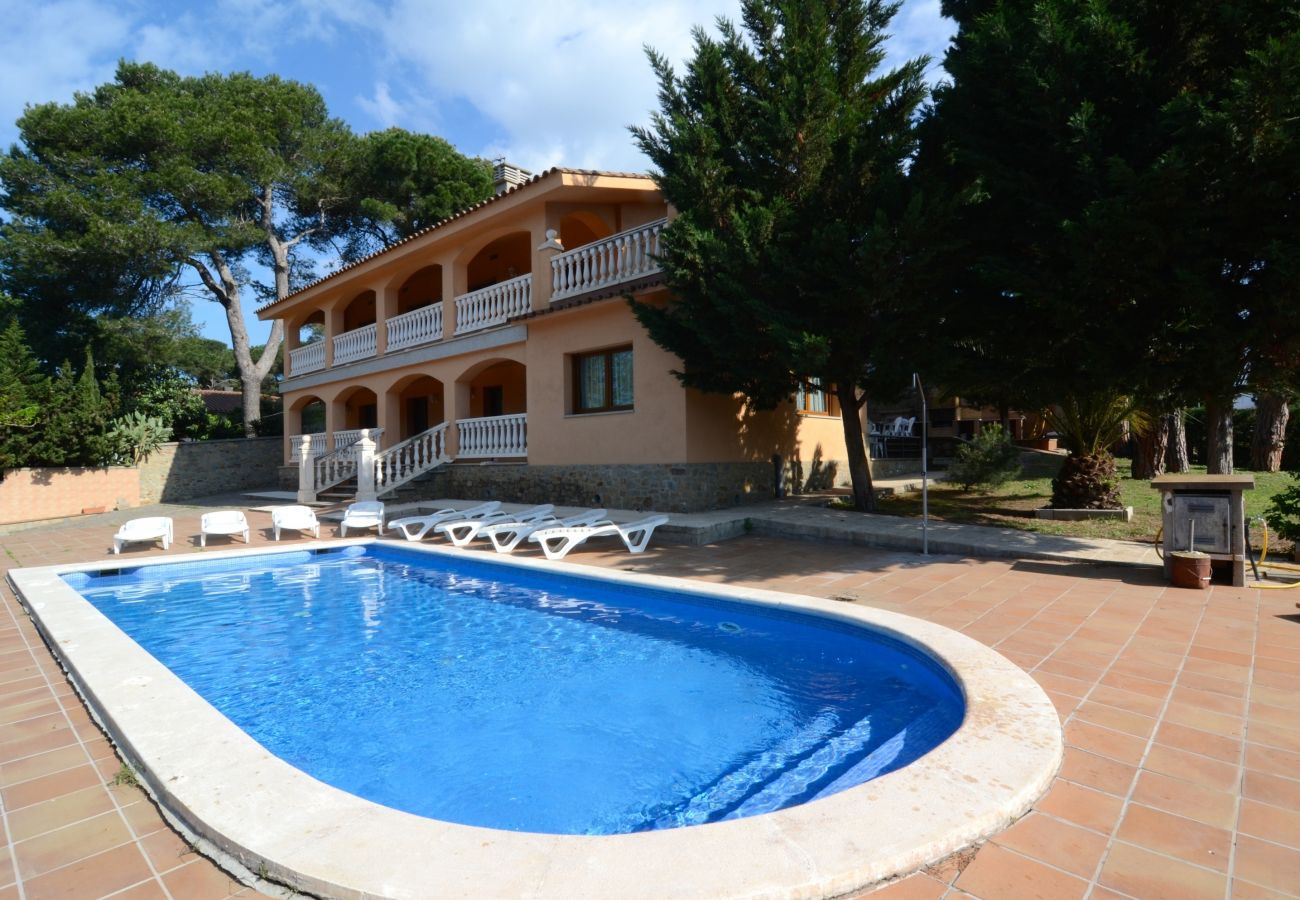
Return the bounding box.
[271,505,320,541]
[388,501,501,541]
[112,517,173,554]
[339,501,385,537]
[199,510,250,547]
[483,509,609,553]
[527,515,670,561]
[435,504,554,547]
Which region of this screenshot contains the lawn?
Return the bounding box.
[874,452,1296,550]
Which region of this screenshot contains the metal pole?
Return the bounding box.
[913,373,928,556]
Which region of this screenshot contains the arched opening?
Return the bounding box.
[389,374,445,440]
[397,265,442,314]
[288,395,327,461]
[337,386,379,432]
[466,232,530,292]
[342,290,377,332]
[559,211,613,252]
[462,360,526,419]
[294,310,325,348]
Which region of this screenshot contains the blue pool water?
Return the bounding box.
[65,546,964,835]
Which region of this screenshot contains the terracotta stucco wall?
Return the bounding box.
[0,468,139,526]
[525,301,689,466]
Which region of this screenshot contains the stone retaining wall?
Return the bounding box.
[139,438,282,503]
[420,462,774,513]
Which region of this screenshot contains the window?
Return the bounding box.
[795,378,840,416]
[573,347,633,413]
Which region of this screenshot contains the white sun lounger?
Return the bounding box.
[527,515,670,561]
[388,501,501,541]
[482,509,608,553]
[435,504,555,547]
[199,510,250,547]
[271,505,321,541]
[112,517,174,554]
[339,501,385,537]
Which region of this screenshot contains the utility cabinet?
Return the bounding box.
[1151,474,1255,587]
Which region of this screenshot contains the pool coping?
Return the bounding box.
[9,540,1063,899]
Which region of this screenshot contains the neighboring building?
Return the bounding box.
[256,166,865,512]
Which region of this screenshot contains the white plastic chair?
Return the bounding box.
[482,509,608,553]
[435,504,554,547]
[388,501,501,541]
[272,505,320,541]
[339,501,385,537]
[199,510,250,547]
[527,515,670,561]
[112,517,173,554]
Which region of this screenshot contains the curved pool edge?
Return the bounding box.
[9,539,1063,899]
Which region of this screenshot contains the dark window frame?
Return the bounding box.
[795,378,840,417]
[572,346,634,414]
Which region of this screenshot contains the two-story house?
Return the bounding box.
[257,164,862,512]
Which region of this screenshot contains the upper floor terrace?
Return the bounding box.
[258,168,668,384]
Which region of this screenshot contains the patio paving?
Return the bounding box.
[0,497,1297,898]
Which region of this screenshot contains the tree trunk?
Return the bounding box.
[1131,414,1169,480]
[1251,393,1290,472]
[837,383,875,512]
[1166,410,1190,472]
[1204,396,1234,474]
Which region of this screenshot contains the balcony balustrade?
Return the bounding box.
[289,341,326,376]
[333,428,384,455]
[456,414,527,458]
[385,302,443,352]
[455,274,532,335]
[332,323,378,366]
[551,218,666,302]
[289,432,327,463]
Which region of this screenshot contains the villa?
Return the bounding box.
[257,163,866,511]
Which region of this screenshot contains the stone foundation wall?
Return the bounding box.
[419,462,775,513]
[139,438,282,503]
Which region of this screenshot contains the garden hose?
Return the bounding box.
[1248,518,1300,589]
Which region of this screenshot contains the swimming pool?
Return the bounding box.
[62,544,964,835]
[12,539,1062,898]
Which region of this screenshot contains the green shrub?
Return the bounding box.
[1264,471,1300,543]
[949,424,1023,492]
[108,412,172,465]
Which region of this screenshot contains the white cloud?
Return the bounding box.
[357,81,404,127]
[0,0,132,147]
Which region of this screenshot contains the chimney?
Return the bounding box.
[492,158,532,195]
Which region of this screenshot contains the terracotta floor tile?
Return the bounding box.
[1100,671,1173,700]
[1033,779,1124,835]
[1249,721,1300,755]
[1141,743,1240,792]
[1059,748,1139,797]
[1064,720,1149,765]
[861,872,947,899]
[1,761,104,811]
[12,809,133,880]
[1114,804,1231,872]
[1237,798,1300,849]
[1031,671,1093,699]
[990,812,1108,878]
[1089,684,1164,718]
[1233,835,1300,894]
[1245,742,1300,779]
[160,859,246,898]
[1243,770,1300,812]
[137,825,197,874]
[0,744,90,788]
[1130,771,1237,830]
[1154,721,1242,763]
[953,843,1088,900]
[1098,841,1228,900]
[6,783,118,842]
[1170,684,1246,716]
[1072,701,1157,740]
[1161,702,1245,739]
[21,841,154,898]
[1230,879,1296,900]
[103,879,170,900]
[1177,669,1249,698]
[0,722,78,765]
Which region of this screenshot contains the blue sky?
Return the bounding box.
[0,0,955,347]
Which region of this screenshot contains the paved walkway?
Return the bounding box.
[0,496,1296,898]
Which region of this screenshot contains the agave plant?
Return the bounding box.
[109,411,172,466]
[1045,393,1150,510]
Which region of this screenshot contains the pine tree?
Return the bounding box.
[630,0,941,511]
